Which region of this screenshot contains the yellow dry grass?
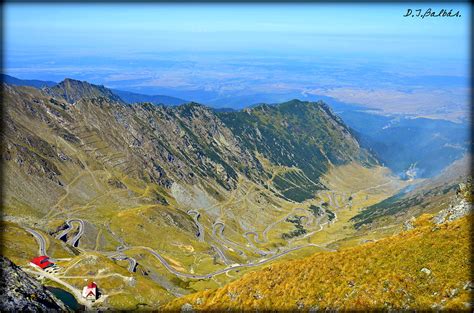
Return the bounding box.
[163,214,472,311]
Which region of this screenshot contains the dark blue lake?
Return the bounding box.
[47,286,83,311]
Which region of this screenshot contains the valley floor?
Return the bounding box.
[1,163,416,310]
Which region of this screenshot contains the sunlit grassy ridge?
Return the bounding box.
[164,214,472,311]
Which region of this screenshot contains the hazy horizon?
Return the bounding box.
[4,3,471,119]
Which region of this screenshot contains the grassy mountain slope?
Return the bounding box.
[164,212,472,311]
[3,81,376,217]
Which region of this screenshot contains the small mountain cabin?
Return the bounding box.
[82,281,98,301]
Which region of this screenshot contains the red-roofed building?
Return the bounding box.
[82,282,98,301]
[30,256,54,270]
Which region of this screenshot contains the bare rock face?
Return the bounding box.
[0,256,70,312]
[433,182,473,224]
[433,199,472,224]
[403,216,416,231]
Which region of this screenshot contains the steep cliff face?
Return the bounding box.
[0,256,70,312]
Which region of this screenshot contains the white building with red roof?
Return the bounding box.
[82,281,98,301]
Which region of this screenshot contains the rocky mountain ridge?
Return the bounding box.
[3,79,376,216]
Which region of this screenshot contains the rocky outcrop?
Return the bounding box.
[0,256,70,312]
[433,182,472,224]
[433,195,472,224]
[403,216,416,231]
[434,200,471,224]
[401,182,472,230]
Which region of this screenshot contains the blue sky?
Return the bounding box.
[5,4,470,57]
[3,4,471,118]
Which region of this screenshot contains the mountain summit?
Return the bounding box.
[45,78,123,104]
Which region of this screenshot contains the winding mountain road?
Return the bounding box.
[23,187,347,287]
[188,210,204,242]
[211,244,232,265]
[125,243,332,280]
[212,221,248,258]
[242,232,272,256]
[320,191,335,208]
[25,228,48,256]
[109,254,138,273]
[262,207,311,242]
[244,231,264,245]
[55,219,85,247]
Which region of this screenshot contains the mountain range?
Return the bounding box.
[1,76,471,311]
[1,74,187,106]
[1,74,57,89]
[3,78,373,214]
[3,74,468,180]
